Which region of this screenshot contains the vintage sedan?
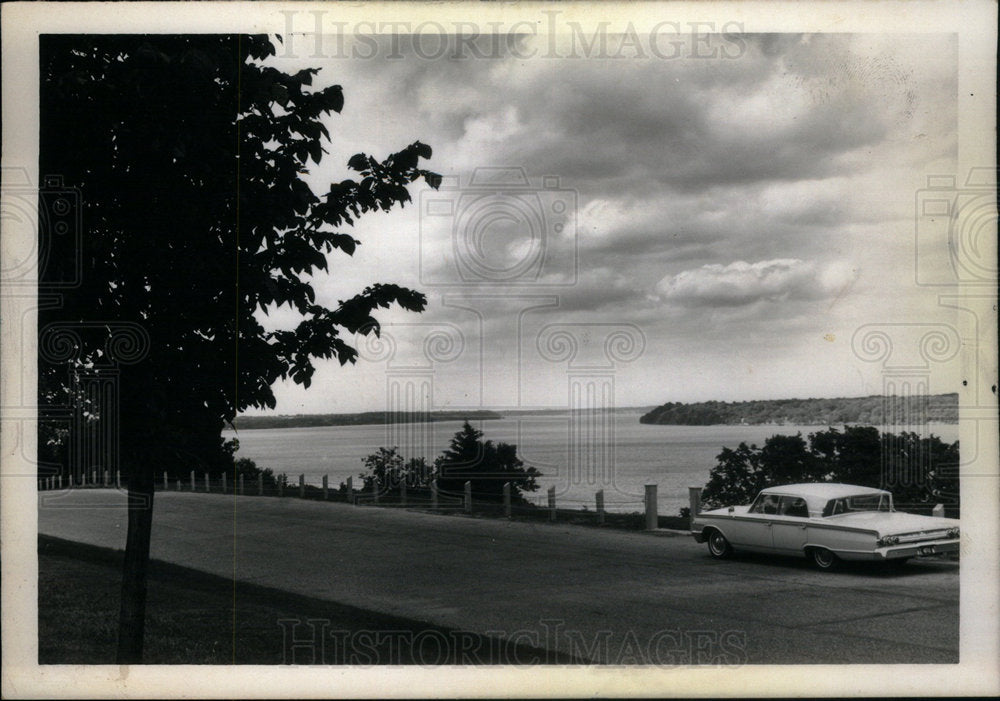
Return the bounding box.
[690,483,960,570]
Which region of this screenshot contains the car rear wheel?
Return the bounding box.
[707,530,732,559]
[809,547,839,571]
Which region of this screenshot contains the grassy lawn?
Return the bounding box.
[39,536,578,665]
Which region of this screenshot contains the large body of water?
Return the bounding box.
[225,413,958,516]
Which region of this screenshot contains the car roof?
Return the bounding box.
[758,483,890,514]
[760,483,889,500]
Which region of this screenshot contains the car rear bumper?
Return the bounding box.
[875,539,960,560]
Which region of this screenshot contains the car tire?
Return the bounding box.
[809,547,839,571]
[706,529,733,559]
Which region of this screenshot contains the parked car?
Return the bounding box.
[690,483,960,570]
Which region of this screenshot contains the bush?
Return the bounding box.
[701,426,959,512]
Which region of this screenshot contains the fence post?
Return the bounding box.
[464,481,472,513]
[431,479,438,510]
[596,489,605,525]
[548,486,556,522]
[932,503,945,517]
[104,469,109,486]
[278,478,284,497]
[347,476,354,505]
[322,475,328,501]
[372,476,379,505]
[257,473,264,496]
[176,479,181,491]
[204,472,210,492]
[81,470,87,487]
[92,469,97,485]
[239,474,245,496]
[190,470,196,491]
[299,474,305,499]
[688,486,702,529]
[116,471,121,489]
[162,472,168,490]
[221,472,227,494]
[58,475,63,489]
[645,484,658,530]
[503,482,511,518]
[400,476,407,507]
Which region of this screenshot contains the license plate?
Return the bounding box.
[918,545,936,556]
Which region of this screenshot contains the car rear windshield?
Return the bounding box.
[823,493,891,516]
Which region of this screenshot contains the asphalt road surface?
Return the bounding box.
[37,489,959,664]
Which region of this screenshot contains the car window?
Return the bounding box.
[750,493,779,514]
[779,496,809,518]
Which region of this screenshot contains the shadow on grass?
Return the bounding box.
[39,535,585,665]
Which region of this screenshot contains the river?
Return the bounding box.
[224,413,958,516]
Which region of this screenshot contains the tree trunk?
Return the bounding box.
[116,467,155,663]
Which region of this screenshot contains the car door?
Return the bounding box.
[770,495,810,553]
[729,493,779,551]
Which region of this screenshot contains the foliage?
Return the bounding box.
[39,34,440,481]
[433,422,541,503]
[700,426,960,512]
[39,33,439,662]
[357,422,541,504]
[640,394,958,426]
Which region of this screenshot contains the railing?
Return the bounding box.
[37,471,698,531]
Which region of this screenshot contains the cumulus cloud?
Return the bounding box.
[654,258,857,308]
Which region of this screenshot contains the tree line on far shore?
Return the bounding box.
[641,394,958,426]
[699,426,960,516]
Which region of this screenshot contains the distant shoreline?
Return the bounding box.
[231,395,959,430]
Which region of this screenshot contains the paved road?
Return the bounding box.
[38,489,959,664]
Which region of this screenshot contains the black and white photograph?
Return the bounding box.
[2,1,997,697]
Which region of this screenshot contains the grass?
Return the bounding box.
[38,535,581,665]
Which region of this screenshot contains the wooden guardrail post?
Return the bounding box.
[162,472,168,490]
[464,481,472,513]
[116,470,121,489]
[645,484,658,530]
[688,486,702,529]
[104,469,110,486]
[547,486,556,522]
[204,472,210,492]
[190,470,196,491]
[596,489,605,525]
[431,479,438,510]
[58,475,63,489]
[400,475,407,507]
[503,482,511,518]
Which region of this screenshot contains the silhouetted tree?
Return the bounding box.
[434,422,540,503]
[40,34,439,662]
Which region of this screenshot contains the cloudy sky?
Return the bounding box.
[254,31,959,415]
